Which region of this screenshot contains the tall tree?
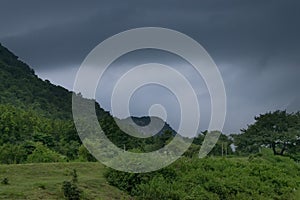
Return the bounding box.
[234,110,300,155]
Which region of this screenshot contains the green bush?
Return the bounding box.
[105,167,178,194]
[62,181,81,200]
[62,168,81,200]
[133,176,181,200]
[0,144,27,164]
[27,143,65,163]
[105,155,300,199]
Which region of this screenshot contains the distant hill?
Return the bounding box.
[116,116,176,137]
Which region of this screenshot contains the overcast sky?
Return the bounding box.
[1,0,299,134]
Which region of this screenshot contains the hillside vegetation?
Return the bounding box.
[0,43,177,164]
[106,150,300,200]
[1,152,298,200]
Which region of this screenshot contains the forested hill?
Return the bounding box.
[0,43,108,120]
[0,43,111,163]
[0,43,178,164]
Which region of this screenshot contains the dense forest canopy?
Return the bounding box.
[233,111,300,160]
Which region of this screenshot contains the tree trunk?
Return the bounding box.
[271,142,278,155]
[279,142,287,155]
[271,142,286,156]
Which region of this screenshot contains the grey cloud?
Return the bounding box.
[1,0,299,133]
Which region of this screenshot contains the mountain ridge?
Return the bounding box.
[0,43,174,131]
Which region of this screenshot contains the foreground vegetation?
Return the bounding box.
[0,162,131,199]
[106,150,300,200]
[1,152,299,200]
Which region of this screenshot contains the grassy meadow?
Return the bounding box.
[0,162,131,200]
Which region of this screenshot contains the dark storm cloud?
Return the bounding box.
[1,0,299,133]
[2,0,299,70]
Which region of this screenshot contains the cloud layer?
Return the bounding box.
[1,0,299,133]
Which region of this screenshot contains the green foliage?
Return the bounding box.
[0,143,27,164]
[233,110,300,158]
[27,143,65,163]
[62,168,81,200]
[0,102,178,164]
[78,145,97,162]
[0,104,82,163]
[134,176,181,200]
[183,132,233,158]
[105,167,177,194]
[62,181,81,200]
[71,169,78,183]
[106,155,300,199]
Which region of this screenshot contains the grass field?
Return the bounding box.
[1,156,299,200]
[0,162,131,200]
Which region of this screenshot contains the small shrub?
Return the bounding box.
[62,181,81,200]
[71,169,78,183]
[62,168,81,199]
[1,177,9,185]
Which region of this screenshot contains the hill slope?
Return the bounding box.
[0,43,108,120]
[0,43,176,163]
